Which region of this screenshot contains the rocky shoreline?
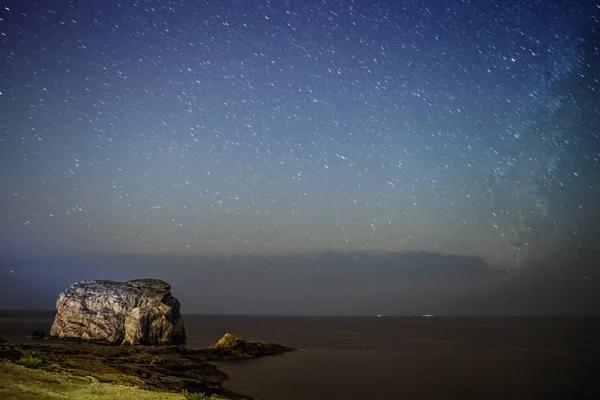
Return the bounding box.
[1,279,296,398]
[1,333,296,399]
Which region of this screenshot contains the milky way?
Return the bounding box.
[1,0,599,267]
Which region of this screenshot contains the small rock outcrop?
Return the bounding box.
[209,333,295,358]
[50,279,186,345]
[31,330,45,339]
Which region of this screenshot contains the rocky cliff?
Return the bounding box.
[50,278,186,345]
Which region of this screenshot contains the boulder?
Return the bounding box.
[208,333,295,358]
[31,330,45,339]
[50,279,186,345]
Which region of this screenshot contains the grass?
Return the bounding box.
[0,352,231,400]
[0,361,186,400]
[15,356,43,369]
[182,389,228,400]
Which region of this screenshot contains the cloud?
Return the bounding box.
[1,250,597,315]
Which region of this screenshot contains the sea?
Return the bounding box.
[1,311,599,400]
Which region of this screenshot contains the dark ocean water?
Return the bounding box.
[1,311,600,399]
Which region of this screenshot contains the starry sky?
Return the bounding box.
[1,0,599,268]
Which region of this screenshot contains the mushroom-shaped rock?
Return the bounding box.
[50,279,186,345]
[209,333,295,358]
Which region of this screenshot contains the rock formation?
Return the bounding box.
[50,279,186,345]
[31,330,45,339]
[208,333,295,358]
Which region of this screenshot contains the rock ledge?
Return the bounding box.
[208,333,296,358]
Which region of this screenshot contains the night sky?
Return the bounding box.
[1,0,599,271]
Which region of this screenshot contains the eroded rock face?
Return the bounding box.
[50,279,186,345]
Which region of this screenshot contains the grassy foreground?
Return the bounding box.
[0,360,184,400]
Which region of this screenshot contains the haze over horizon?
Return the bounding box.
[1,0,599,314]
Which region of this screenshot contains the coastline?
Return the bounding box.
[0,335,295,400]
